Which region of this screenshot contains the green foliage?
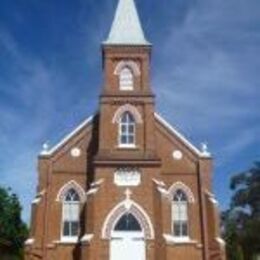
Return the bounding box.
[223,161,260,260]
[0,186,28,259]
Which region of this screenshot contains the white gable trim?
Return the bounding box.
[154,113,210,158]
[40,115,94,156]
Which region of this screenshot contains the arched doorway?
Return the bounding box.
[110,213,146,260]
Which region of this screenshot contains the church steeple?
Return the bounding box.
[97,0,156,160]
[104,0,150,46]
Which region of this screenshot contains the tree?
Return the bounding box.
[223,161,260,260]
[0,186,28,259]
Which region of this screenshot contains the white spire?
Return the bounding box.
[104,0,150,46]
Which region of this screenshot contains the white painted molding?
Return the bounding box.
[168,181,195,203]
[81,234,94,243]
[90,178,104,188]
[216,237,226,246]
[157,187,169,198]
[102,198,154,240]
[25,238,35,246]
[152,178,166,187]
[112,104,143,124]
[56,180,86,202]
[209,197,219,205]
[86,187,99,196]
[163,234,196,245]
[154,113,211,158]
[205,190,219,206]
[114,169,141,187]
[40,115,93,156]
[54,237,78,244]
[32,198,41,204]
[38,189,46,196]
[114,60,141,76]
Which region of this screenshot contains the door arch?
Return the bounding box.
[110,213,146,260]
[102,200,154,240]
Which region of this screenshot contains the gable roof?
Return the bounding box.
[40,115,94,157]
[104,0,150,46]
[40,113,210,159]
[154,113,211,158]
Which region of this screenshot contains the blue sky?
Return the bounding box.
[0,0,259,222]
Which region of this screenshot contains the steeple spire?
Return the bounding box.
[104,0,150,46]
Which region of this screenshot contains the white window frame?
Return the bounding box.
[118,112,136,148]
[171,190,189,240]
[119,67,134,91]
[61,189,80,242]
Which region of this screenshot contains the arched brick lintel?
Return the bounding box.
[102,200,154,240]
[112,104,143,124]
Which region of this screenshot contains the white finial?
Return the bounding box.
[201,142,211,156]
[41,142,49,155]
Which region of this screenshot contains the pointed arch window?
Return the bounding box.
[114,213,142,231]
[119,67,134,91]
[62,188,80,240]
[172,189,188,238]
[119,112,135,147]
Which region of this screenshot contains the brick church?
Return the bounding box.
[25,0,226,259]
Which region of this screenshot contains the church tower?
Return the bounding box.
[25,0,226,260]
[97,0,157,160]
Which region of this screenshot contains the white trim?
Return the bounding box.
[154,113,211,158]
[114,60,141,76]
[102,199,154,239]
[152,178,166,187]
[40,115,94,156]
[90,178,104,188]
[118,144,136,149]
[113,104,143,124]
[163,234,196,245]
[157,187,169,197]
[32,198,41,204]
[54,237,78,244]
[209,197,219,205]
[81,234,94,243]
[168,181,195,203]
[216,237,226,246]
[56,180,86,202]
[86,187,99,196]
[25,238,35,246]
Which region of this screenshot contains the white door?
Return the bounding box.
[110,213,146,260]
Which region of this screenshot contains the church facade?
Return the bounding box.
[25,0,226,259]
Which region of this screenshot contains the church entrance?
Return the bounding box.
[110,213,146,260]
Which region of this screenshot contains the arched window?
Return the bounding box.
[172,189,188,238]
[119,112,135,147]
[114,213,142,231]
[119,67,134,90]
[62,188,80,240]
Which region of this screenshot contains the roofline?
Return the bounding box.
[154,113,211,159]
[39,112,211,159]
[40,115,94,157]
[101,42,152,47]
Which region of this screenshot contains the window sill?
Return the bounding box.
[56,237,79,244]
[163,234,197,245]
[118,144,137,149]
